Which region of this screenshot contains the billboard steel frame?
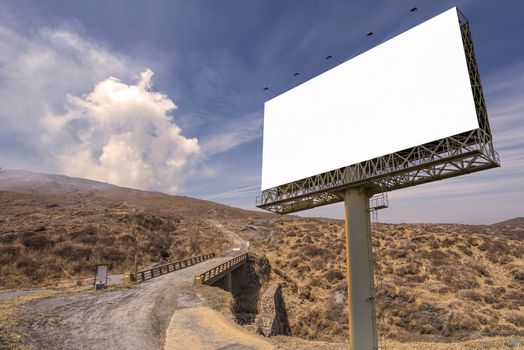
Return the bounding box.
[257,11,500,350]
[256,20,500,215]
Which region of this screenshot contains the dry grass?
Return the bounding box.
[224,217,524,343]
[1,187,522,347]
[270,335,524,349]
[0,190,253,289]
[382,336,524,350]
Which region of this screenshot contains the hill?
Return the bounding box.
[0,169,268,288]
[0,169,116,194]
[494,217,524,226]
[0,169,522,345]
[225,217,523,342]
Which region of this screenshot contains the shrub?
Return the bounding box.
[429,239,440,249]
[386,248,408,259]
[405,274,428,283]
[34,225,46,232]
[440,237,457,248]
[287,251,301,259]
[53,243,93,260]
[301,236,313,244]
[0,233,17,243]
[70,225,98,239]
[422,250,448,265]
[457,244,473,256]
[99,246,126,264]
[189,234,202,254]
[297,264,311,274]
[16,256,39,275]
[77,235,97,244]
[301,245,328,258]
[325,269,344,283]
[22,234,54,250]
[472,263,490,277]
[310,257,323,270]
[299,287,314,301]
[506,311,524,327]
[397,262,420,275]
[442,273,479,290]
[443,311,480,336]
[457,289,483,302]
[0,244,21,264]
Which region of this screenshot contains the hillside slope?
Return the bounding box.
[223,217,524,342]
[0,170,268,288]
[0,169,522,344]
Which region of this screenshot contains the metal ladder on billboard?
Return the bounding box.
[369,193,389,350]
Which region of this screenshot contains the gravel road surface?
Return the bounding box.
[20,256,233,350]
[0,289,49,302]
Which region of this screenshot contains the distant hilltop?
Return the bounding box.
[0,168,262,219]
[0,168,521,226]
[0,169,117,195]
[494,217,524,226]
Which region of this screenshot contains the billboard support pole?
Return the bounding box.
[344,187,378,350]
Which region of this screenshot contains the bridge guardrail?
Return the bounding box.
[194,253,248,286]
[132,252,215,283]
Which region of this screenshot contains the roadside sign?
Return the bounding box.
[94,264,108,290]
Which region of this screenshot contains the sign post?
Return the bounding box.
[94,264,108,290]
[344,187,377,349]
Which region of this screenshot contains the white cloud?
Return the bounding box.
[203,183,260,200]
[0,24,134,168]
[42,70,200,191]
[0,23,201,192]
[200,114,263,157]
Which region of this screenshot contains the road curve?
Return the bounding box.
[21,256,233,350]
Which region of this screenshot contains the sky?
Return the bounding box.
[0,0,522,224]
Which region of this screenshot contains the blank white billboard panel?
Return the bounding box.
[261,7,479,190]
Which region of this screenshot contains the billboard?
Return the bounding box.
[261,7,479,191]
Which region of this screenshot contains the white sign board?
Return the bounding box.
[261,7,479,190]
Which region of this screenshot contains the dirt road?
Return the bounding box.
[20,256,233,350]
[210,220,248,254]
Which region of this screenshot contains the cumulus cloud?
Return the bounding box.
[0,23,134,169]
[0,22,202,192]
[42,70,200,191]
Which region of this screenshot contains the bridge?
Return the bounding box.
[18,248,254,350]
[129,251,249,294]
[193,253,248,292]
[130,252,217,283]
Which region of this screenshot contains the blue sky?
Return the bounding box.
[0,1,522,224]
